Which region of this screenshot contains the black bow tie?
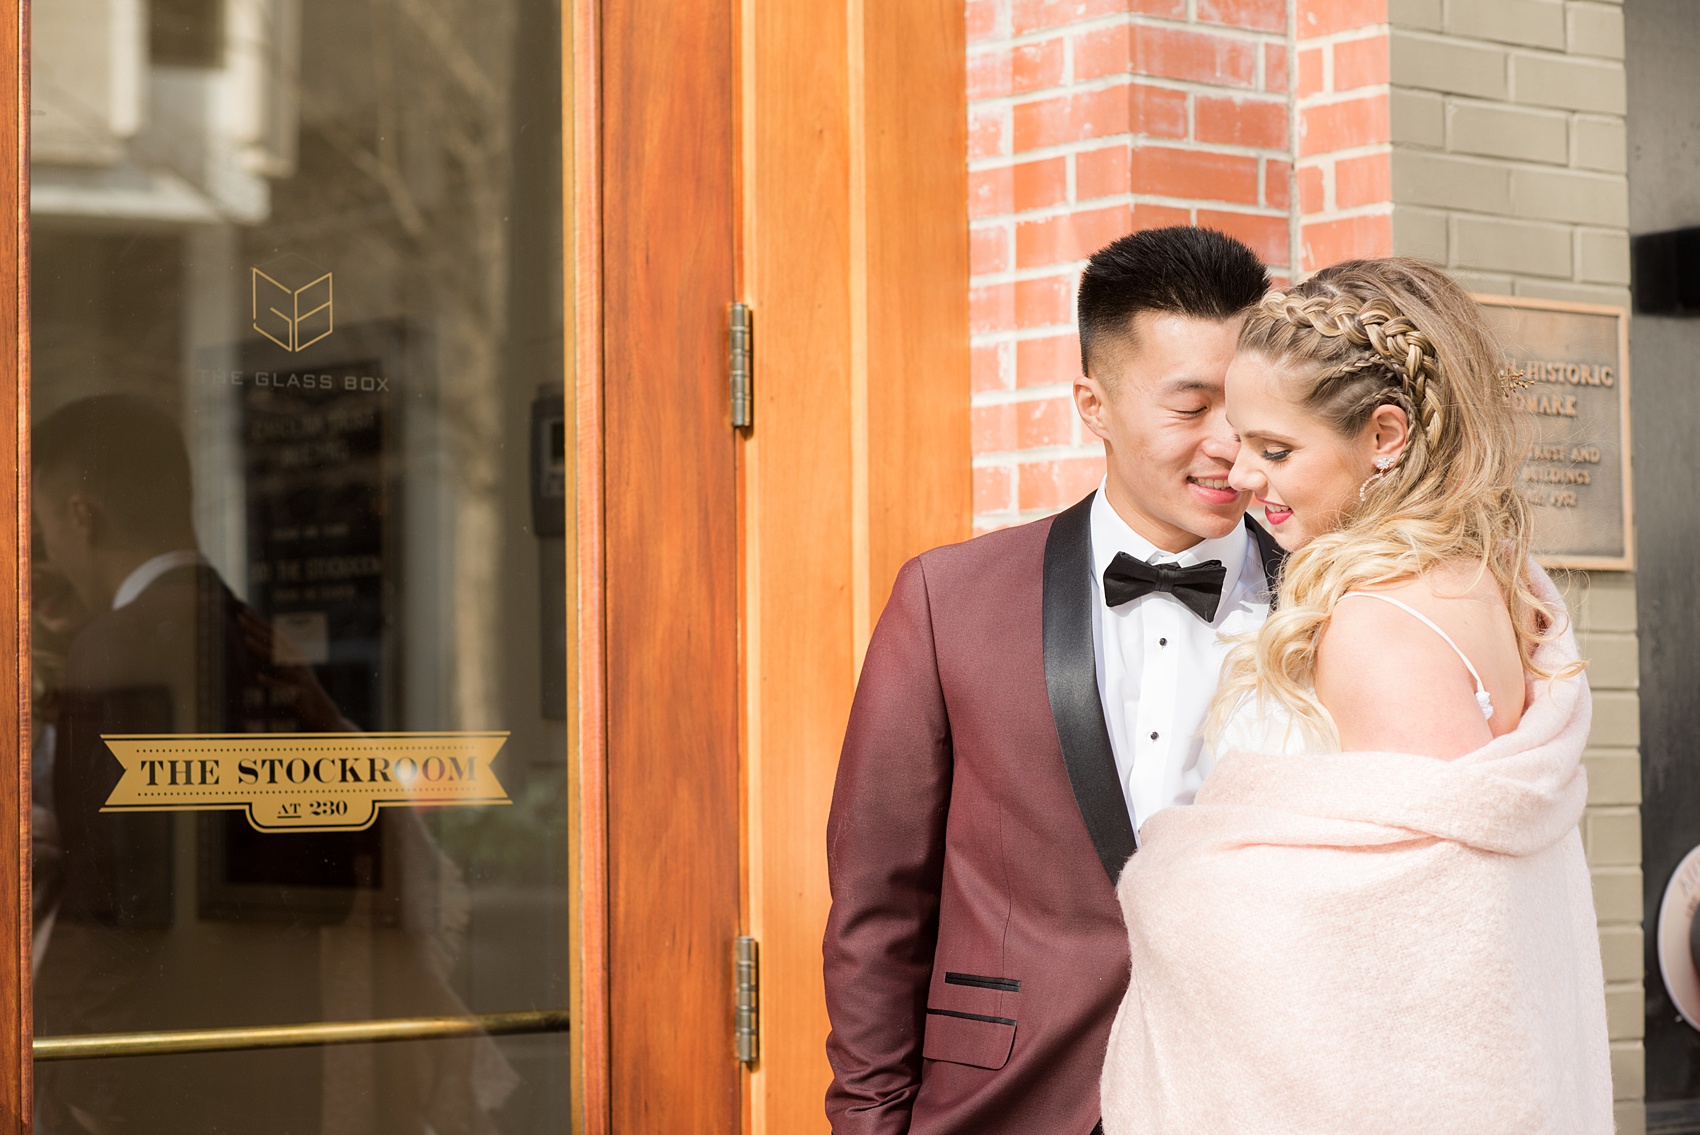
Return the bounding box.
[1102,553,1227,622]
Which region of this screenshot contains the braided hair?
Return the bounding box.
[1259,291,1445,449]
[1207,258,1574,749]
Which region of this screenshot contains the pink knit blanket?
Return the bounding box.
[1101,568,1613,1134]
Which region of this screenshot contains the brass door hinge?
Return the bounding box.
[734,935,759,1064]
[729,302,753,431]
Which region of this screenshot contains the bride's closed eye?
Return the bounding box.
[1260,447,1292,462]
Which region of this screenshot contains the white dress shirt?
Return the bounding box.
[1088,484,1271,839]
[112,549,207,610]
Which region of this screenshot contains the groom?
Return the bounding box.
[824,226,1282,1134]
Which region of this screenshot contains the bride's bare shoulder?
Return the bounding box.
[1314,562,1511,759]
[1358,560,1504,607]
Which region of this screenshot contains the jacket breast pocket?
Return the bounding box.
[921,1008,1016,1070]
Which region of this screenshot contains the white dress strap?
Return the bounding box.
[1337,592,1495,720]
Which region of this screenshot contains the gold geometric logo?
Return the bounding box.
[252,254,334,352]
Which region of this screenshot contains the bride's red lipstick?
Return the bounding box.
[1258,497,1293,525]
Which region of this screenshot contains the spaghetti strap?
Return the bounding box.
[1337,592,1495,720]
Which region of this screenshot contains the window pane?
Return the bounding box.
[28,0,570,1130]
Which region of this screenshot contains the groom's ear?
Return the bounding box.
[1075,373,1112,443]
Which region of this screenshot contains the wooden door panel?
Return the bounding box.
[1,0,28,1124]
[602,0,740,1130]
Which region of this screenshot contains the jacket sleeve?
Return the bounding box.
[824,556,953,1134]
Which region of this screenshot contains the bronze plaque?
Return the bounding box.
[1478,295,1633,570]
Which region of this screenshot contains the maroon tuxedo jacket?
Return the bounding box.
[824,493,1282,1135]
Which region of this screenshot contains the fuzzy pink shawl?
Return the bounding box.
[1101,568,1613,1135]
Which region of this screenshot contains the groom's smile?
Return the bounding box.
[1074,309,1253,552]
[1186,475,1240,506]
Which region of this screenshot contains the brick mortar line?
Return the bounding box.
[1416,209,1622,233]
[980,506,1101,525]
[966,325,1070,341]
[969,258,1082,275]
[1390,142,1630,178]
[1295,84,1392,110]
[1387,28,1627,70]
[969,268,1081,288]
[1294,27,1390,51]
[972,160,1298,191]
[1387,145,1630,182]
[969,340,1079,356]
[1492,281,1631,298]
[1428,92,1582,118]
[968,86,1288,115]
[1390,92,1627,127]
[969,74,1293,113]
[969,12,1132,50]
[1301,203,1396,224]
[972,444,1102,463]
[972,145,1295,178]
[970,386,1078,408]
[1296,143,1393,165]
[1293,86,1393,107]
[1060,199,1285,219]
[971,143,1295,176]
[973,200,1293,228]
[974,13,1291,53]
[969,325,1083,344]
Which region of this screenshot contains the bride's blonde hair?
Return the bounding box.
[1208,257,1566,747]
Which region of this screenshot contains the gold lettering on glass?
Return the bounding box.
[99,732,512,832]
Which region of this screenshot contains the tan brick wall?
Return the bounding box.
[1386,0,1629,307]
[1571,571,1646,1134]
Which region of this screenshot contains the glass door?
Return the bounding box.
[27,0,571,1130]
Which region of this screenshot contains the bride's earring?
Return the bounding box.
[1358,455,1397,502]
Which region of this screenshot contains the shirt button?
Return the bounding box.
[1149,731,1159,741]
[1158,637,1168,647]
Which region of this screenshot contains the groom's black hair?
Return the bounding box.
[1076,226,1269,379]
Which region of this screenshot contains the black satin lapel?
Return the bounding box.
[1043,492,1137,883]
[1245,514,1287,604]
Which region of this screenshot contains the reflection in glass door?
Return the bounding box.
[28,0,570,1130]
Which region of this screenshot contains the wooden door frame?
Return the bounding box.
[573,0,967,1125]
[566,0,609,1130]
[579,0,743,1132]
[0,0,27,1126]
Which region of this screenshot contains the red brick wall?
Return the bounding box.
[1295,1,1391,272]
[967,0,1392,533]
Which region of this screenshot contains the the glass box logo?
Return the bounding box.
[251,254,334,352]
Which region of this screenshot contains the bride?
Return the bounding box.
[1099,258,1612,1134]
